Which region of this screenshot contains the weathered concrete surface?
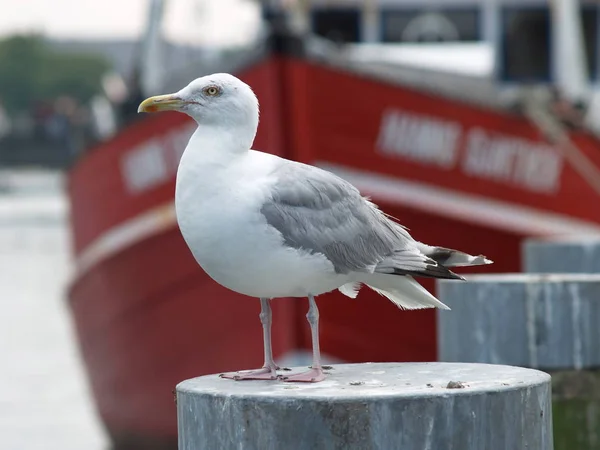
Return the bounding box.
[177,362,552,450]
[437,274,600,370]
[523,238,600,273]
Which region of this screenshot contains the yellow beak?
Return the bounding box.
[138,94,185,113]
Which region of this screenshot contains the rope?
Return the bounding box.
[522,92,600,198]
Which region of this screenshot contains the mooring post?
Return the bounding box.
[437,274,600,369]
[438,273,600,450]
[523,238,600,450]
[523,237,600,273]
[177,362,552,450]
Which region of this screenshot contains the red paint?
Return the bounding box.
[67,55,600,447]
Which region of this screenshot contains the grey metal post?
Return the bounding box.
[522,231,600,443]
[177,362,552,450]
[437,274,600,370]
[437,274,600,450]
[523,237,600,273]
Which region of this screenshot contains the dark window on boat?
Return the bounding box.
[582,9,598,80]
[499,7,598,82]
[261,7,286,24]
[312,8,361,43]
[381,9,480,43]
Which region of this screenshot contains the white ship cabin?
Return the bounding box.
[261,0,600,86]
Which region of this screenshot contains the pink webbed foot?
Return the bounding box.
[220,366,279,381]
[282,367,326,383]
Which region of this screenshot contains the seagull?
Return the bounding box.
[138,73,492,382]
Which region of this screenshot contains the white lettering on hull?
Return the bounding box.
[377,109,461,169]
[377,109,564,194]
[121,122,196,195]
[463,128,563,193]
[122,140,167,194]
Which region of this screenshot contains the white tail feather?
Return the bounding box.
[338,282,362,298]
[362,273,450,310]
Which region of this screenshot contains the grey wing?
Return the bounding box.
[260,161,461,279]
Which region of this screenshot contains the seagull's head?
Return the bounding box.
[138,73,259,131]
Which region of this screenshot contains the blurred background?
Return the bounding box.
[2,0,600,449]
[0,0,259,166]
[0,1,259,449]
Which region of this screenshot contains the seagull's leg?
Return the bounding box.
[282,295,326,383]
[258,297,279,372]
[220,298,279,380]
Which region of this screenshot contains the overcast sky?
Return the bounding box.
[0,0,261,46]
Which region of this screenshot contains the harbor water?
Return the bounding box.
[0,170,107,450]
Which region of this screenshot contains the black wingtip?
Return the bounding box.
[444,267,466,281]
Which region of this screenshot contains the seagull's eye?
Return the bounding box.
[203,86,220,96]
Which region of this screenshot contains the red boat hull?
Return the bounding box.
[67,55,600,448]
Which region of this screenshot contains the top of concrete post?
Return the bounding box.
[523,236,600,273]
[177,362,552,450]
[178,362,548,400]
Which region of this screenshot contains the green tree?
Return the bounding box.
[0,34,111,115]
[0,35,45,114]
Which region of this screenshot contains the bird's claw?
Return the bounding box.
[219,366,279,381]
[281,367,326,383]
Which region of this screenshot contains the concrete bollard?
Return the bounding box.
[437,274,600,370]
[177,362,552,450]
[437,274,600,450]
[523,237,600,273]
